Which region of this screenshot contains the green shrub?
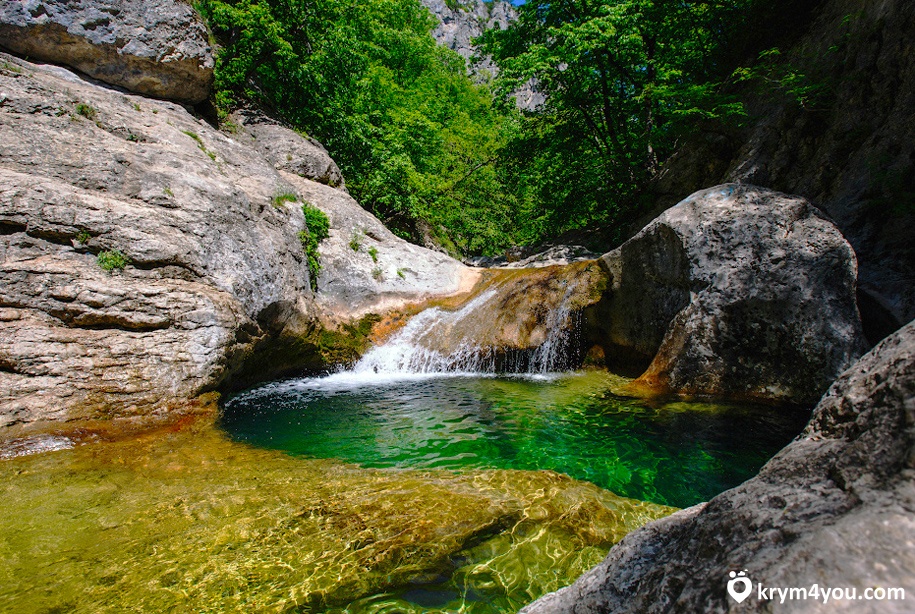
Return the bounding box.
[349,230,363,252]
[75,103,97,120]
[272,192,298,207]
[299,203,330,291]
[76,231,91,245]
[367,246,378,263]
[97,249,129,272]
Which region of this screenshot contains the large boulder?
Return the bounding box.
[650,0,915,335]
[522,318,915,614]
[0,0,214,103]
[588,184,867,404]
[0,54,470,436]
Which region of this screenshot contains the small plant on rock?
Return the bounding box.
[75,103,97,120]
[349,230,363,252]
[97,249,129,272]
[299,202,330,291]
[372,266,384,281]
[272,192,298,207]
[367,246,378,263]
[76,231,91,245]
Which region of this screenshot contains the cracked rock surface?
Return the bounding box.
[0,54,468,435]
[0,0,214,103]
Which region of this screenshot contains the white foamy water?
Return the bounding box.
[229,274,585,403]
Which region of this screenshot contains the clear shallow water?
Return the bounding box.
[0,423,668,614]
[222,370,809,508]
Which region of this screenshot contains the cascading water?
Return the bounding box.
[352,274,584,376]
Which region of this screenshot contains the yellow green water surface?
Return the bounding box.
[0,418,670,613]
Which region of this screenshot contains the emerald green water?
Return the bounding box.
[0,371,806,613]
[222,371,809,508]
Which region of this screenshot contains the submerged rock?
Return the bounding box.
[0,423,673,612]
[589,184,867,404]
[0,0,214,104]
[0,54,469,435]
[522,317,915,614]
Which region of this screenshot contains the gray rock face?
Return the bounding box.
[231,111,345,189]
[589,184,867,404]
[652,0,915,332]
[420,0,544,110]
[0,0,214,103]
[0,54,468,436]
[522,318,915,614]
[290,178,472,320]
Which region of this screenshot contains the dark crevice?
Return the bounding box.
[857,288,902,348]
[23,229,79,247]
[70,320,171,332]
[0,358,22,375]
[0,221,27,235]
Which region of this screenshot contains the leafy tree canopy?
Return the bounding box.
[197,0,520,254]
[481,0,754,238]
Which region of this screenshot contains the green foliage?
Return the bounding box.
[182,129,218,161]
[272,192,298,207]
[371,266,383,281]
[367,246,378,263]
[76,231,91,245]
[349,230,363,252]
[732,48,831,110]
[481,0,756,238]
[299,203,330,291]
[97,250,129,272]
[1,60,23,74]
[75,103,97,120]
[197,0,781,253]
[196,0,521,255]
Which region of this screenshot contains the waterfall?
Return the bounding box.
[351,274,584,376]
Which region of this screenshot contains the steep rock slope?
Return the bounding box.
[653,0,915,335]
[587,184,867,405]
[0,0,214,103]
[523,317,915,613]
[0,53,469,436]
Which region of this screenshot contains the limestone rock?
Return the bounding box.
[651,0,915,333]
[0,54,469,435]
[355,262,607,373]
[590,184,867,404]
[0,0,214,103]
[289,176,473,320]
[522,318,915,614]
[231,111,345,189]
